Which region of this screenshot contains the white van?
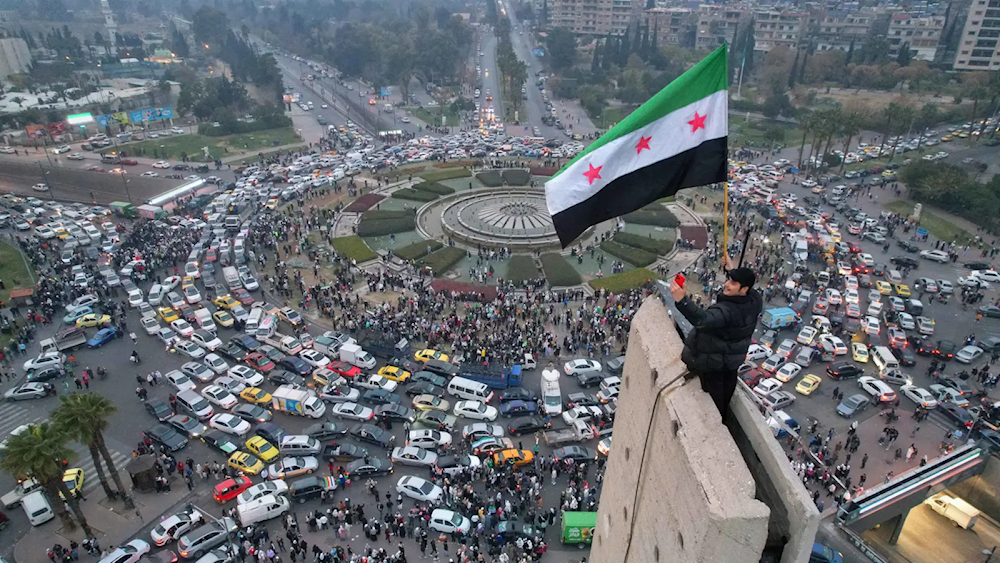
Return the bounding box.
[147,284,165,306]
[447,377,494,402]
[872,346,900,374]
[888,270,903,284]
[246,308,264,334]
[236,494,289,526]
[279,435,322,455]
[21,490,54,526]
[756,186,776,201]
[257,315,279,339]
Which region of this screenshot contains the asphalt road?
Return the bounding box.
[480,31,504,126]
[503,10,560,139]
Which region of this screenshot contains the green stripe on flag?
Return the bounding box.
[551,43,728,180]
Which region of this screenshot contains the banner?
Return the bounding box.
[129,106,173,123]
[25,125,46,139]
[47,122,66,136]
[380,86,392,96]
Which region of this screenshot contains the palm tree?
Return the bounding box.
[0,423,92,535]
[796,110,814,169]
[10,96,25,108]
[838,107,865,173]
[51,393,134,508]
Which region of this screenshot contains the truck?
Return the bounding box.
[136,205,168,220]
[271,385,326,418]
[339,343,376,370]
[457,363,523,389]
[110,201,136,219]
[926,494,980,530]
[541,420,605,446]
[223,267,242,290]
[40,327,88,353]
[2,478,41,508]
[262,333,303,356]
[359,336,410,358]
[560,511,597,545]
[761,307,802,330]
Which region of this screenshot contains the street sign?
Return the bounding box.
[917,228,927,236]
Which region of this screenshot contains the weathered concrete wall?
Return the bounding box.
[949,455,1000,521]
[589,297,771,563]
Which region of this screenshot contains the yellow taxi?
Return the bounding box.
[852,342,869,363]
[265,198,278,210]
[956,132,969,139]
[894,283,911,297]
[181,276,196,289]
[76,313,111,328]
[493,449,534,467]
[158,306,179,323]
[377,366,411,383]
[213,310,235,328]
[214,295,239,310]
[875,281,893,295]
[795,374,822,396]
[227,452,264,475]
[414,349,449,363]
[240,387,272,404]
[59,468,85,499]
[941,135,954,142]
[245,436,279,462]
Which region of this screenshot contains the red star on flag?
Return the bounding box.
[582,163,603,185]
[635,136,652,155]
[688,112,707,133]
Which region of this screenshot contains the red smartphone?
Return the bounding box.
[674,273,686,288]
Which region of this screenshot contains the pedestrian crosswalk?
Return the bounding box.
[0,401,131,496]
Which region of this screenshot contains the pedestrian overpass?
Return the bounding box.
[836,443,991,542]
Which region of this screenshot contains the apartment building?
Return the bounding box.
[642,7,697,47]
[887,13,946,61]
[753,9,809,52]
[695,5,746,50]
[954,0,1000,69]
[809,10,876,52]
[548,0,645,36]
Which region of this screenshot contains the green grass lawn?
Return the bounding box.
[102,127,301,161]
[331,236,378,262]
[407,107,460,127]
[589,268,662,293]
[0,241,35,303]
[883,200,975,244]
[730,118,801,148]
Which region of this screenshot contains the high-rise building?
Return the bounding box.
[753,9,809,53]
[695,5,747,51]
[887,13,946,61]
[809,10,877,52]
[548,0,645,36]
[954,0,1000,69]
[0,38,30,79]
[642,7,697,47]
[102,0,118,41]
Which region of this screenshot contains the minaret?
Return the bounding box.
[101,0,117,41]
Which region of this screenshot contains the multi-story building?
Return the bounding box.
[642,7,697,47]
[754,9,809,52]
[809,10,877,52]
[695,5,746,50]
[887,13,946,60]
[954,0,1000,70]
[0,38,30,79]
[548,0,645,36]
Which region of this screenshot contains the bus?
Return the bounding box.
[541,366,562,415]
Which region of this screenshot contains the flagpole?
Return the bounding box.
[723,180,729,267]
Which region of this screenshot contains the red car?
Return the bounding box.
[245,352,275,373]
[232,287,254,306]
[86,166,106,173]
[213,476,252,503]
[119,159,138,165]
[328,360,361,379]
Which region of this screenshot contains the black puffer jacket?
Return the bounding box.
[675,289,763,373]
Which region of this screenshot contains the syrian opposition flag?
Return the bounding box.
[545,44,728,247]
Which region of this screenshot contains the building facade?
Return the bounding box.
[642,7,697,47]
[0,38,31,79]
[548,0,644,36]
[695,5,746,51]
[754,10,809,52]
[954,0,1000,69]
[887,14,946,61]
[809,11,877,52]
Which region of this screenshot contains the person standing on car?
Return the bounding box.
[672,257,763,423]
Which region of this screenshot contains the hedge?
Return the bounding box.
[343,193,385,213]
[623,205,680,228]
[433,160,474,169]
[476,171,503,187]
[331,235,377,262]
[600,240,656,267]
[363,209,414,220]
[502,169,530,186]
[613,232,675,255]
[358,209,416,236]
[421,168,472,182]
[413,181,456,195]
[589,268,662,293]
[540,253,582,286]
[505,255,539,284]
[393,188,440,202]
[394,240,444,261]
[417,246,466,275]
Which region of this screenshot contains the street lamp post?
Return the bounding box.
[36,162,55,201]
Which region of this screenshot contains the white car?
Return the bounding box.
[919,249,950,263]
[171,319,195,337]
[237,481,289,505]
[844,289,860,305]
[864,316,880,335]
[896,312,916,330]
[820,335,848,355]
[900,385,938,409]
[167,291,185,308]
[202,385,238,409]
[150,508,204,546]
[175,340,207,359]
[356,375,398,392]
[858,376,897,403]
[140,171,159,178]
[298,349,330,369]
[844,276,859,290]
[825,288,843,305]
[563,359,602,376]
[163,276,181,290]
[956,345,984,364]
[453,400,498,421]
[181,361,214,383]
[796,326,818,346]
[100,539,149,563]
[163,369,197,391]
[330,402,374,421]
[203,353,230,374]
[428,509,471,535]
[391,446,438,467]
[214,376,247,395]
[774,363,802,383]
[141,316,161,335]
[241,274,259,291]
[152,161,171,169]
[975,269,1000,283]
[396,475,443,504]
[191,330,222,351]
[23,350,66,373]
[184,285,201,304]
[227,365,265,387]
[859,253,875,267]
[752,378,782,396]
[929,384,970,407]
[267,456,319,479]
[746,344,771,362]
[406,429,452,449]
[31,183,49,192]
[209,413,251,436]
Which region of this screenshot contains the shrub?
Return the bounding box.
[530,167,559,176]
[613,232,675,255]
[476,171,503,187]
[343,194,385,213]
[363,209,415,221]
[358,209,416,236]
[417,246,466,275]
[505,255,539,284]
[589,268,662,293]
[331,236,377,262]
[600,240,656,267]
[502,170,530,186]
[413,181,455,195]
[421,168,472,182]
[623,205,680,228]
[394,240,444,261]
[433,160,474,169]
[393,188,440,202]
[540,253,582,286]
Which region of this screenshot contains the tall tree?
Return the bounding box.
[591,39,601,73]
[619,26,631,67]
[896,42,912,66]
[845,38,855,64]
[788,50,800,89]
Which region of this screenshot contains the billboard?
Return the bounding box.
[25,125,46,139]
[129,107,173,123]
[97,112,132,127]
[47,122,66,136]
[282,94,295,104]
[380,86,392,96]
[66,112,94,125]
